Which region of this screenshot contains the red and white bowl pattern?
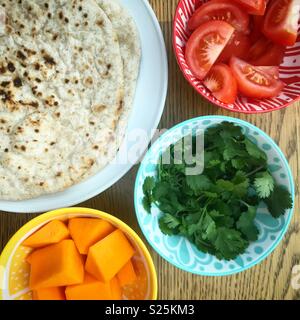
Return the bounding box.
[173,0,300,113]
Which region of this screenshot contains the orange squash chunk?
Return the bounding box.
[85,229,135,282]
[26,252,33,264]
[110,277,122,300]
[23,220,69,248]
[68,218,114,254]
[117,260,137,287]
[32,287,65,300]
[29,240,84,289]
[66,274,118,300]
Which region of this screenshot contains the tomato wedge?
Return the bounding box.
[185,21,235,80]
[217,32,251,63]
[257,66,280,78]
[263,0,300,46]
[250,15,265,42]
[233,0,267,15]
[188,0,250,33]
[247,37,286,66]
[203,63,238,104]
[229,57,285,98]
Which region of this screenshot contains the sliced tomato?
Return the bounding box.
[233,0,267,15]
[217,32,251,63]
[185,21,235,80]
[263,0,300,46]
[203,63,238,104]
[188,0,250,33]
[229,57,285,98]
[250,15,265,42]
[247,37,286,66]
[257,66,280,78]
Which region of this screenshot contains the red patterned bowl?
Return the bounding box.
[173,0,300,113]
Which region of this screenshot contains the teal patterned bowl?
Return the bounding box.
[134,116,295,276]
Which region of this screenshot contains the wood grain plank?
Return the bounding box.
[0,0,299,300]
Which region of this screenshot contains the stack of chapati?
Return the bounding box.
[0,0,141,200]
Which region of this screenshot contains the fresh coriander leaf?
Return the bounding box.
[229,200,246,220]
[215,179,235,201]
[173,164,186,174]
[203,191,218,199]
[161,213,181,229]
[234,170,247,179]
[194,235,216,255]
[154,184,185,214]
[209,209,234,228]
[142,177,156,213]
[187,223,200,236]
[254,171,275,198]
[158,216,177,236]
[210,200,231,216]
[244,139,267,160]
[143,176,155,195]
[157,199,184,215]
[186,175,211,194]
[220,122,243,137]
[231,158,246,170]
[223,139,247,161]
[214,227,249,260]
[216,179,234,192]
[184,211,202,225]
[152,182,170,201]
[236,206,259,241]
[223,142,239,161]
[220,161,226,173]
[201,215,218,242]
[207,160,221,168]
[265,185,293,218]
[232,172,250,198]
[142,196,152,213]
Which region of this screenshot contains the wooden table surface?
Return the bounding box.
[1,0,299,300]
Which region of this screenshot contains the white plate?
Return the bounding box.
[0,0,168,213]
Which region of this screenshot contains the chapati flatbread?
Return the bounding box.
[96,0,141,140]
[0,0,140,200]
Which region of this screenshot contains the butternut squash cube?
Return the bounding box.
[85,229,135,282]
[29,240,84,289]
[117,260,137,287]
[68,218,114,254]
[65,274,120,300]
[23,220,69,248]
[110,277,122,300]
[32,287,65,300]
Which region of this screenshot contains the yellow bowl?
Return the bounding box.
[0,207,158,300]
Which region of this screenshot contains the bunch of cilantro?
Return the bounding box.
[142,122,293,261]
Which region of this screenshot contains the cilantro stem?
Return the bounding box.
[239,200,250,207]
[245,165,265,178]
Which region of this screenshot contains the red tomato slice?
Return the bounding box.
[185,21,235,80]
[188,0,250,33]
[250,15,265,42]
[233,0,267,15]
[257,66,280,78]
[229,57,285,98]
[247,37,286,66]
[217,32,252,63]
[263,0,300,46]
[203,63,238,104]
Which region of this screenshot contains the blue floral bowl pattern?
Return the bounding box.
[134,116,295,276]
